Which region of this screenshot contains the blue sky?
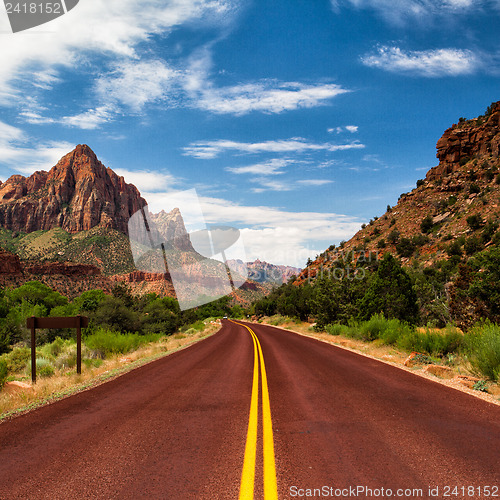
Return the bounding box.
[0,0,499,266]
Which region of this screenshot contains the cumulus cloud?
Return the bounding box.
[184,138,365,159]
[361,46,482,76]
[143,191,359,266]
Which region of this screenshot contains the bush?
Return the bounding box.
[467,214,483,231]
[420,215,434,234]
[469,183,480,194]
[2,347,31,373]
[84,328,161,357]
[325,323,352,336]
[465,322,500,380]
[0,359,7,389]
[396,238,416,258]
[447,241,463,257]
[26,357,55,378]
[397,326,463,356]
[464,236,483,255]
[387,229,400,244]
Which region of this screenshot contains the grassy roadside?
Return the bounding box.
[0,320,221,421]
[256,315,500,404]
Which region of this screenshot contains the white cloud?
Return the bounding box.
[144,190,361,266]
[183,45,349,115]
[361,46,482,76]
[328,125,359,134]
[184,138,365,159]
[297,179,334,186]
[226,159,296,175]
[114,168,179,192]
[250,178,295,193]
[0,0,235,104]
[331,0,482,25]
[195,81,349,115]
[200,195,360,266]
[61,106,115,129]
[0,122,74,174]
[95,60,180,112]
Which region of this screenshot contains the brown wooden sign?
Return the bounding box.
[26,316,89,383]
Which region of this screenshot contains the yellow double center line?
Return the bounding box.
[233,322,278,500]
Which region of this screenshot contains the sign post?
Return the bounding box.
[26,316,89,384]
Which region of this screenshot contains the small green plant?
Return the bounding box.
[0,359,8,389]
[465,322,500,381]
[25,357,55,378]
[472,380,488,393]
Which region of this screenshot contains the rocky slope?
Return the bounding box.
[0,144,145,234]
[0,248,113,299]
[297,101,500,283]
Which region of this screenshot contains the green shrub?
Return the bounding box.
[84,328,160,357]
[464,236,483,255]
[2,347,31,373]
[0,359,7,389]
[465,322,500,381]
[397,326,463,357]
[420,215,434,234]
[359,314,391,341]
[25,357,55,378]
[358,314,413,344]
[325,324,352,336]
[396,238,416,258]
[467,214,483,231]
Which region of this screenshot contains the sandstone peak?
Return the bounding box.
[0,145,146,234]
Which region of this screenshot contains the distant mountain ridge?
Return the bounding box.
[227,259,301,284]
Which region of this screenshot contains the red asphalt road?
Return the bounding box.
[0,320,499,499]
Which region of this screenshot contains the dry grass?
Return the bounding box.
[0,322,221,421]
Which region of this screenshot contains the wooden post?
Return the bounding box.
[76,315,82,375]
[30,316,36,384]
[26,316,88,381]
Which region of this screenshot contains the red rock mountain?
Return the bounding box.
[296,101,500,283]
[0,144,146,234]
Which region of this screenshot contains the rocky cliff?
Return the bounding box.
[297,101,500,283]
[0,144,146,234]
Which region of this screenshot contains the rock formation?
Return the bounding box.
[0,144,146,234]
